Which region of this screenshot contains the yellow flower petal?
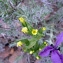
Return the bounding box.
[32,29,38,35]
[36,56,40,60]
[29,51,34,54]
[43,41,48,46]
[21,27,28,33]
[18,17,25,23]
[42,27,46,31]
[46,43,48,46]
[17,41,23,47]
[43,41,47,44]
[39,48,42,51]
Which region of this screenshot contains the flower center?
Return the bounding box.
[33,30,36,33]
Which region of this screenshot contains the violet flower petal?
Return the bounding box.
[51,50,62,63]
[55,32,63,47]
[59,54,63,63]
[56,51,63,63]
[39,45,53,57]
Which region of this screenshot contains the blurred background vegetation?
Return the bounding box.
[0,0,63,45]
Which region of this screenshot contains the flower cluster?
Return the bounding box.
[17,41,23,47]
[16,17,47,59]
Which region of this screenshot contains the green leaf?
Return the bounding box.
[21,39,30,46]
[27,25,33,35]
[38,28,43,34]
[33,32,43,39]
[33,42,40,52]
[0,0,2,2]
[25,38,37,49]
[40,43,45,49]
[21,21,27,27]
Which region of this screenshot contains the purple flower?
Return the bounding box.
[39,32,63,63]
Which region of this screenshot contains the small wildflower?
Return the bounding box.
[45,43,48,46]
[18,17,25,23]
[43,41,48,46]
[17,41,23,47]
[29,51,34,54]
[32,29,38,35]
[39,48,42,51]
[36,56,40,60]
[21,27,28,33]
[42,27,46,31]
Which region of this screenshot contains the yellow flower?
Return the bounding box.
[36,56,40,60]
[45,43,48,46]
[39,48,42,51]
[43,41,48,46]
[21,27,28,33]
[17,41,23,47]
[29,51,34,54]
[32,29,38,35]
[42,27,46,31]
[18,17,25,23]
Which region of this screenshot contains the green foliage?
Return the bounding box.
[0,0,52,24]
